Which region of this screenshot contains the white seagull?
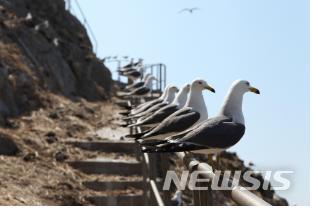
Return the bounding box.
[129,83,191,128]
[129,86,179,118]
[142,80,260,154]
[129,85,172,116]
[124,85,179,121]
[118,76,157,98]
[124,73,152,91]
[132,78,215,144]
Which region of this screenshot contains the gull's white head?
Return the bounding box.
[185,78,215,123]
[145,75,157,88]
[165,85,179,103]
[190,78,215,93]
[168,85,179,93]
[220,79,260,125]
[229,80,260,95]
[182,83,191,93]
[172,83,190,107]
[143,73,152,81]
[145,75,157,82]
[159,84,171,100]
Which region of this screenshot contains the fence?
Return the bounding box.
[143,63,167,92]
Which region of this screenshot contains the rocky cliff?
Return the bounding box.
[0,0,115,205]
[0,0,112,125]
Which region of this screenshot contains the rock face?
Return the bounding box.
[0,0,112,124]
[0,134,19,155]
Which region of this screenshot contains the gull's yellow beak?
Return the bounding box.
[205,85,215,93]
[249,87,260,94]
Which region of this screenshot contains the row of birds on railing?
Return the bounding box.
[116,60,161,97]
[117,62,260,157]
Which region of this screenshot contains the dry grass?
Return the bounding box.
[0,41,34,77]
[0,93,124,205]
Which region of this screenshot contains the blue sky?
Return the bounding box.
[70,0,309,205]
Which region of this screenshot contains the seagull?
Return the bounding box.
[129,79,215,143]
[118,67,136,75]
[120,68,139,76]
[129,83,191,128]
[118,76,157,98]
[124,85,179,121]
[122,68,143,82]
[124,73,152,91]
[129,85,179,119]
[121,60,143,71]
[121,85,172,117]
[142,80,260,153]
[129,85,172,116]
[179,7,200,14]
[119,85,171,118]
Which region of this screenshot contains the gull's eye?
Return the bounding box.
[198,81,203,85]
[246,82,250,86]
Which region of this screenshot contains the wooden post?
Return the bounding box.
[142,160,149,205]
[193,189,201,206]
[148,153,157,205]
[198,181,212,205]
[160,153,171,205]
[142,153,152,205]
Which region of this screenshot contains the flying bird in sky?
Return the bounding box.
[179,7,200,14]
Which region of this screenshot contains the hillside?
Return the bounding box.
[0,0,114,205]
[0,0,112,124]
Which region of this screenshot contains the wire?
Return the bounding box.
[73,0,98,54]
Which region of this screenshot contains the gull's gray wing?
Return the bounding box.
[143,116,246,153]
[143,107,200,138]
[129,71,141,78]
[139,104,179,124]
[127,81,144,90]
[131,86,150,96]
[136,102,169,117]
